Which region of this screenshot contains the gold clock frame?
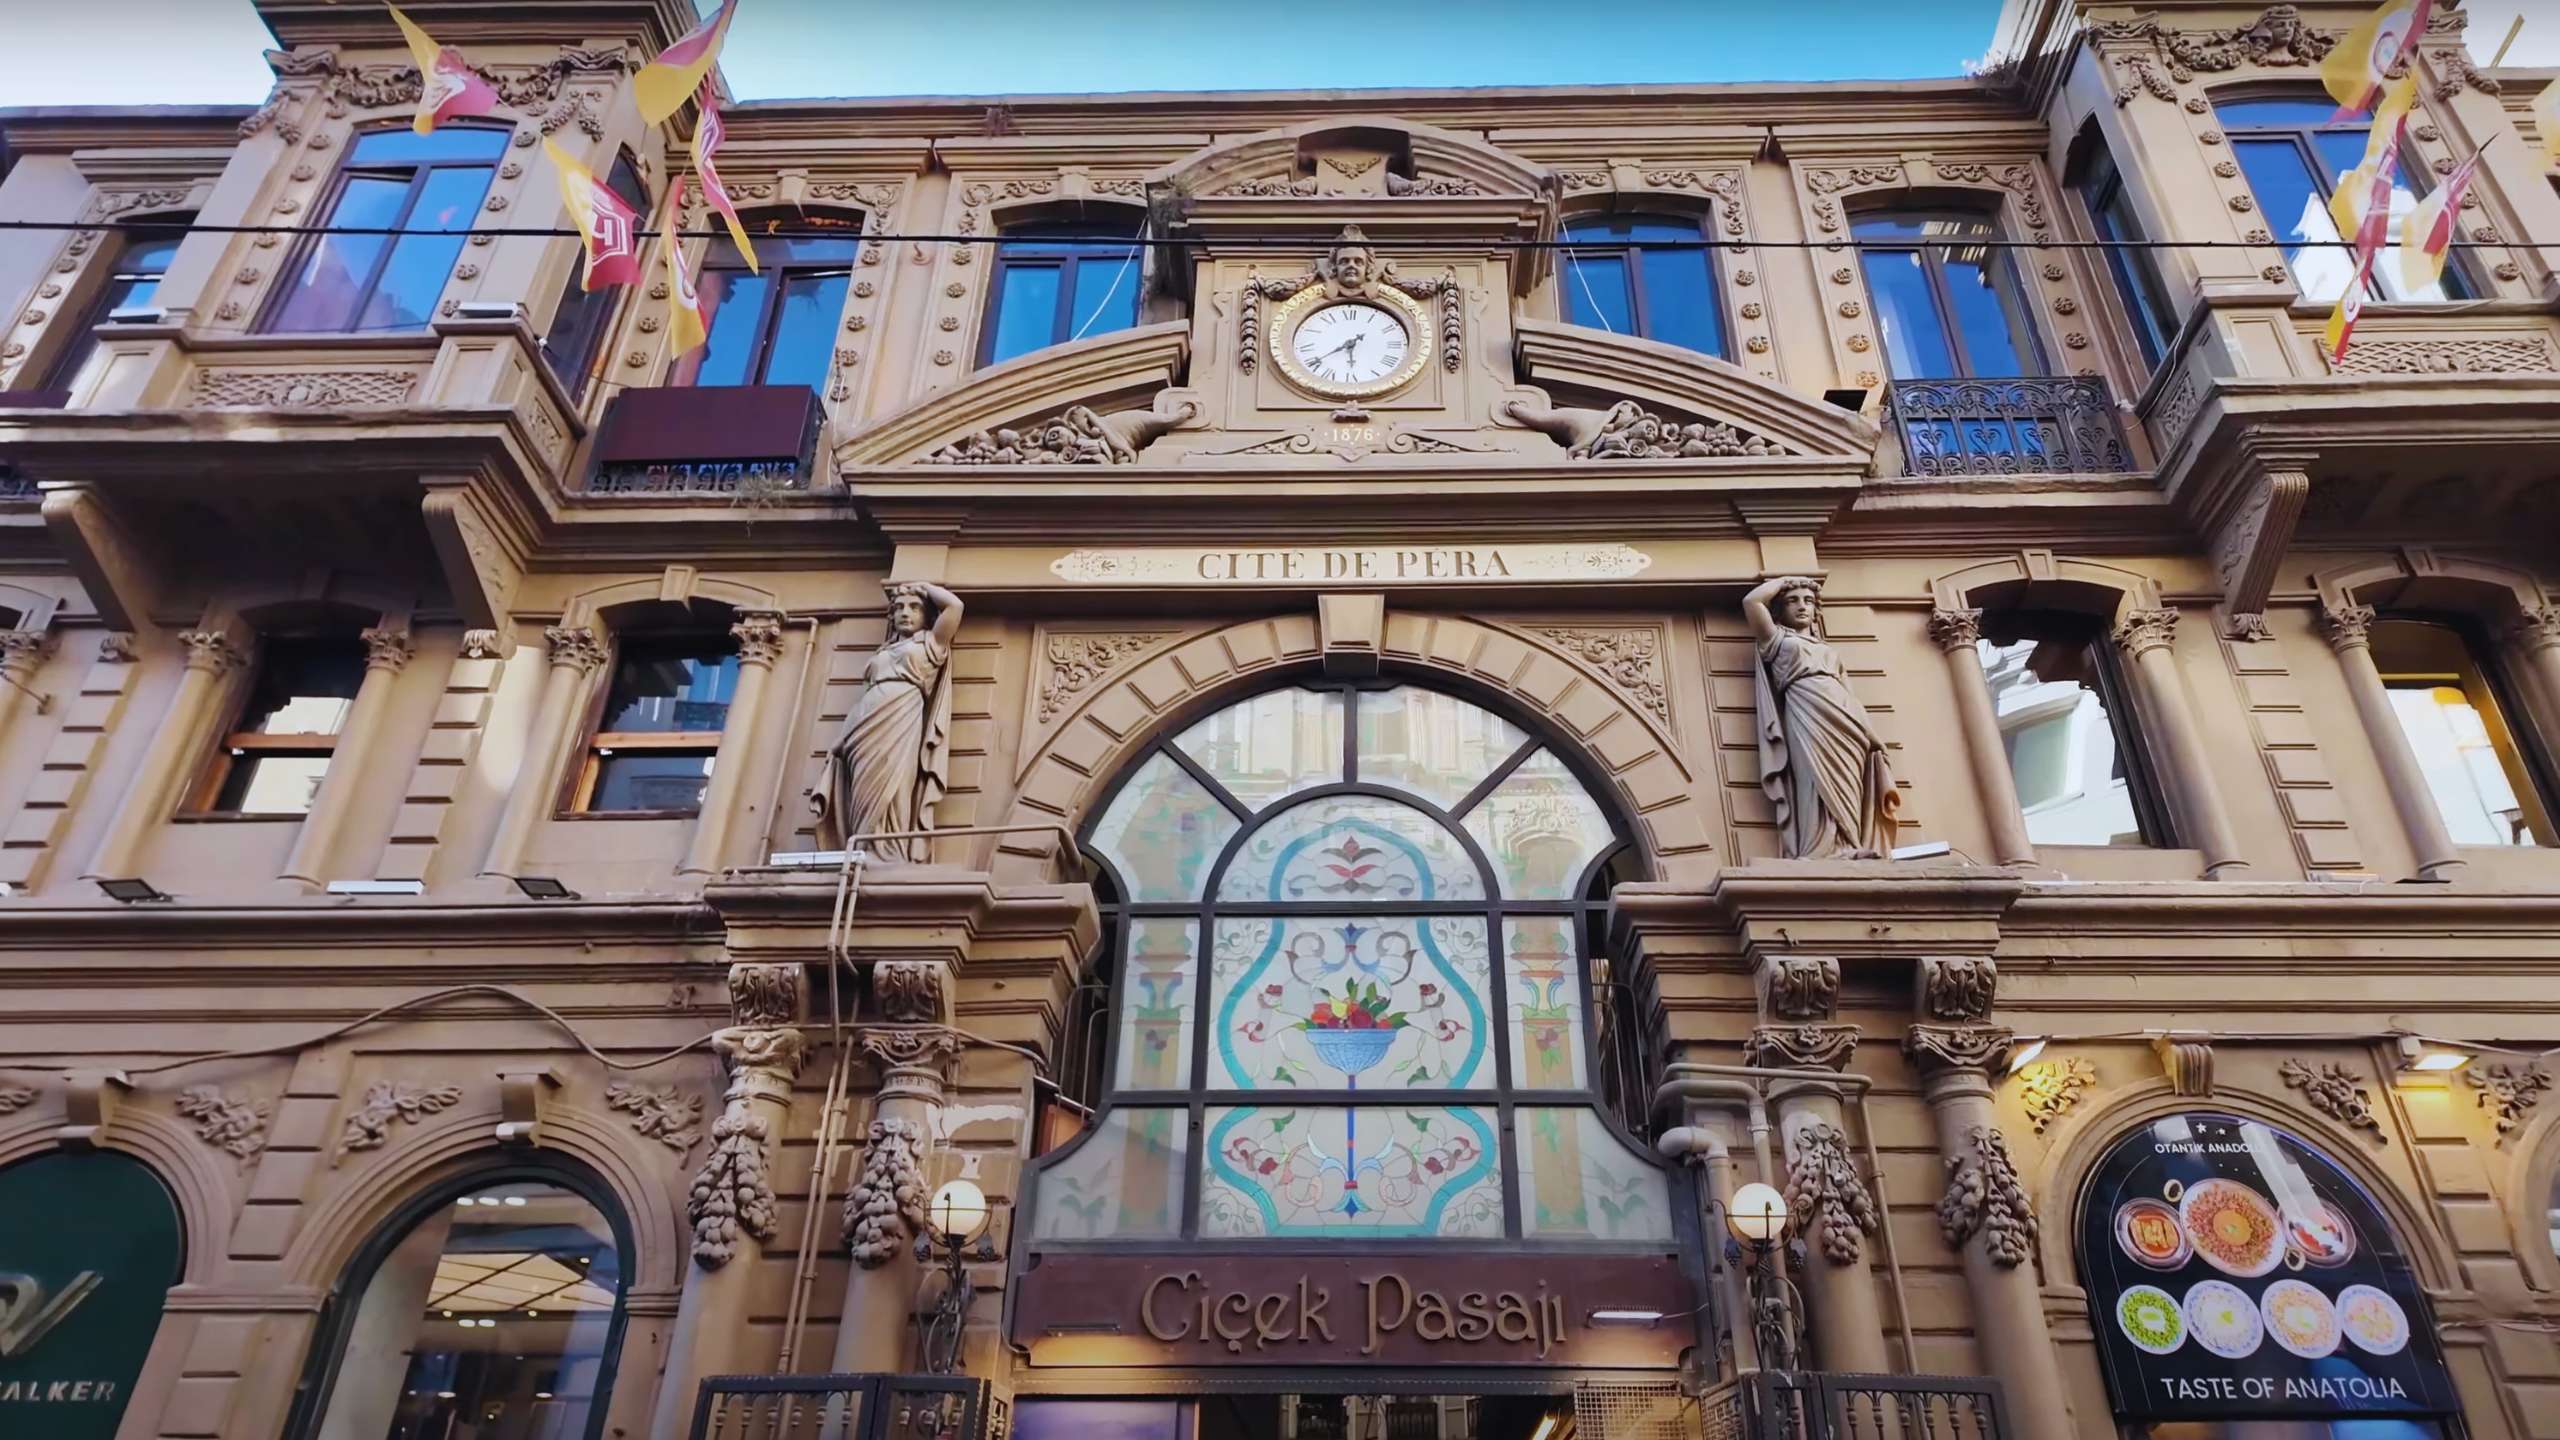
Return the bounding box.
[1266,285,1433,400]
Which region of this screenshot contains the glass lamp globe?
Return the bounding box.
[928,1178,990,1242]
[1727,1181,1790,1245]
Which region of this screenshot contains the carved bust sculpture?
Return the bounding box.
[817,581,963,862]
[1743,576,1901,859]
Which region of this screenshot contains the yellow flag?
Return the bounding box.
[665,179,709,356]
[634,3,735,127]
[386,3,499,136]
[2322,0,2431,115]
[2330,80,2414,239]
[2537,77,2560,166]
[2398,151,2480,295]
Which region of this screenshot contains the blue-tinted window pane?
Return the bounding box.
[988,262,1063,365]
[602,649,738,733]
[270,175,407,331]
[2231,138,2353,300]
[1863,249,1954,379]
[763,271,848,390]
[2086,177,2178,369]
[1941,246,2038,375]
[1562,253,1633,333]
[1069,253,1140,340]
[1642,245,1724,357]
[356,164,488,331]
[1851,214,1935,242]
[689,270,770,386]
[2216,98,2340,128]
[345,127,508,165]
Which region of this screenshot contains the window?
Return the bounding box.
[1560,213,1728,359]
[2218,96,2474,304]
[980,217,1143,367]
[1027,683,1673,1245]
[1853,211,2046,378]
[571,631,740,815]
[43,222,187,390]
[266,126,508,333]
[669,216,860,392]
[2074,143,2182,370]
[1979,615,2173,847]
[540,152,647,401]
[290,1170,629,1440]
[2372,618,2552,846]
[190,634,364,816]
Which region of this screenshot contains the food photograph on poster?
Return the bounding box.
[2077,1112,2458,1427]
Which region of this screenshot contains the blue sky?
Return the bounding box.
[7,0,2551,108]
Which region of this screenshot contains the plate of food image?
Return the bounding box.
[2116,1285,2186,1355]
[2261,1278,2340,1359]
[2116,1197,2192,1270]
[2283,1202,2358,1268]
[2180,1179,2285,1278]
[2337,1284,2411,1357]
[2184,1280,2265,1359]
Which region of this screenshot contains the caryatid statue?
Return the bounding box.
[1743,575,1902,859]
[818,581,962,862]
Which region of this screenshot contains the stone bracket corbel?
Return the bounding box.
[2208,452,2313,640]
[420,480,524,632]
[1318,593,1385,677]
[58,1069,131,1150]
[39,488,160,634]
[494,1067,561,1147]
[2152,1031,2215,1096]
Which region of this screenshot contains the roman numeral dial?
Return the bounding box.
[1277,299,1421,397]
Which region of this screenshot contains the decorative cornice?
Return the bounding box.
[2279,1058,2383,1140]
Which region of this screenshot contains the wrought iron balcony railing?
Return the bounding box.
[1701,1370,2013,1440]
[1887,376,2133,477]
[691,1373,1003,1440]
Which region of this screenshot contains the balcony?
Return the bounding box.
[1701,1371,2013,1440]
[1887,376,2133,477]
[691,1374,1002,1440]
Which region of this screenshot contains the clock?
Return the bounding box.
[1267,288,1432,399]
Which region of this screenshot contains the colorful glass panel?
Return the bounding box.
[1174,687,1345,811]
[1089,751,1239,901]
[1460,749,1613,898]
[1354,686,1526,810]
[1216,794,1482,902]
[1201,1105,1502,1238]
[1210,916,1491,1090]
[1504,916,1587,1089]
[1030,1108,1188,1241]
[1113,919,1198,1091]
[1515,1107,1675,1241]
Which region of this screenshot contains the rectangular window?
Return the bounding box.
[2373,619,2553,846]
[981,220,1144,367]
[1560,213,1728,359]
[2218,97,2475,305]
[1853,212,2045,379]
[2075,145,2182,370]
[1980,624,2173,847]
[265,127,508,334]
[669,221,862,393]
[540,153,649,402]
[44,224,187,391]
[571,633,739,815]
[191,635,365,816]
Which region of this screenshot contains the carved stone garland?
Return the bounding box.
[688,1096,781,1268]
[2467,1063,2550,1141]
[1537,627,1671,728]
[689,963,806,1269]
[333,1079,463,1164]
[2092,6,2340,108]
[1503,399,1784,460]
[606,1081,707,1157]
[2279,1058,2384,1140]
[0,1084,35,1113]
[2016,1057,2098,1136]
[1786,1121,1881,1265]
[844,1116,932,1267]
[1937,1124,2039,1267]
[175,1085,272,1168]
[1037,632,1169,723]
[921,400,1197,466]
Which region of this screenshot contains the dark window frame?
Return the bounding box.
[1983,611,2180,849]
[2215,93,2478,303]
[2071,141,2182,372]
[43,219,190,391]
[2373,610,2559,848]
[1558,210,1731,359]
[258,121,511,335]
[666,211,864,391]
[540,150,649,402]
[184,631,366,819]
[1854,208,2051,379]
[564,627,740,818]
[977,215,1146,368]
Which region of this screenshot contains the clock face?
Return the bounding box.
[1289,302,1412,390]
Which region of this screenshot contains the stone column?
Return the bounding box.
[2505,609,2560,768]
[2110,608,2248,877]
[1749,954,1890,1374]
[651,962,806,1440]
[0,629,54,739]
[832,960,964,1373]
[2320,602,2464,880]
[279,627,412,890]
[479,625,606,879]
[84,628,242,882]
[1904,1021,2074,1439]
[1928,608,2035,866]
[680,613,785,877]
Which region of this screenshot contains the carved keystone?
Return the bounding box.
[495,1067,561,1147]
[57,1070,130,1150]
[1318,592,1385,678]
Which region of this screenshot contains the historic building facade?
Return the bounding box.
[3,1,2559,1437]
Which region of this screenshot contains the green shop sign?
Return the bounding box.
[0,1150,182,1438]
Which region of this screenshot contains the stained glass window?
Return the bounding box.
[1033,682,1675,1246]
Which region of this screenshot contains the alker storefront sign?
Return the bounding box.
[0,1151,183,1439]
[2077,1112,2458,1422]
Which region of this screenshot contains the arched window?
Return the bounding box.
[1977,611,2174,848]
[980,216,1144,367]
[2370,617,2552,847]
[671,213,863,392]
[1028,682,1672,1244]
[1560,213,1728,359]
[290,1165,631,1440]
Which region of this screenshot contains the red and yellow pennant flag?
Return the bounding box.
[2398,149,2481,294]
[664,179,710,356]
[690,85,756,272]
[2323,0,2433,118]
[546,138,642,289]
[2329,75,2416,238]
[2324,149,2400,364]
[387,3,500,135]
[634,3,736,128]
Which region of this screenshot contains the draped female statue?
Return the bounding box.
[820,581,962,862]
[1744,575,1902,859]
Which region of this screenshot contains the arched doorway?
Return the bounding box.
[0,1149,183,1438]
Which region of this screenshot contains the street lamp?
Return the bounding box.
[916,1178,999,1374]
[1725,1180,1799,1373]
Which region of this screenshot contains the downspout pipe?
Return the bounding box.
[1657,1121,1762,1377]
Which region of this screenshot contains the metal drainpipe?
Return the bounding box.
[1657,1061,1918,1374]
[1657,1123,1762,1377]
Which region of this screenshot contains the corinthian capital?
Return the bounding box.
[2318,602,2377,652]
[2110,608,2178,658]
[179,630,245,674]
[2509,607,2560,655]
[1903,1023,2015,1077]
[730,611,786,667]
[1747,1023,1860,1072]
[0,629,54,677]
[1927,608,1983,652]
[360,627,414,674]
[542,625,607,673]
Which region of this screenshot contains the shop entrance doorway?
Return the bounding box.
[1015,1394,1579,1440]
